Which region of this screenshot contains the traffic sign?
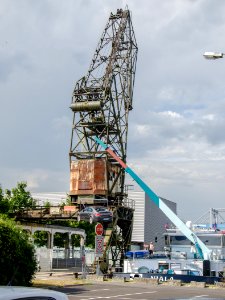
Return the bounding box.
[95,235,104,256]
[95,223,104,235]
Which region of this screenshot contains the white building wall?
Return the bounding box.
[145,195,177,251]
[129,191,177,251]
[128,191,145,242]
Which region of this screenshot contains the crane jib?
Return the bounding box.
[94,135,211,260]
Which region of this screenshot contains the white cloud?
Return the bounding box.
[126,157,225,219]
[202,114,215,121]
[136,124,151,137]
[1,167,69,192]
[159,111,182,119]
[158,87,177,101]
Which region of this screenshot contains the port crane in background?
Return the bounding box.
[94,136,212,261]
[69,9,138,267]
[194,208,225,228]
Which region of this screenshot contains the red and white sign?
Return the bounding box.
[95,235,104,256]
[63,206,76,212]
[95,223,104,236]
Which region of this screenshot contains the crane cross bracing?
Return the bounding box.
[69,8,138,269]
[69,8,138,206]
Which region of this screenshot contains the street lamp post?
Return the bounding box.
[203,51,224,59]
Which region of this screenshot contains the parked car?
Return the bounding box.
[77,206,113,223]
[0,286,68,300]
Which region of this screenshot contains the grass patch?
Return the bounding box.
[33,278,90,287]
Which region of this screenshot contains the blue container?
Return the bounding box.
[125,250,149,258]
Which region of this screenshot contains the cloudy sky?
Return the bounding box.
[1,0,225,220]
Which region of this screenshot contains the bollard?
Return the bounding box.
[103,275,108,281]
[124,277,130,282]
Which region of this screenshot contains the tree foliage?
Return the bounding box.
[75,221,95,248]
[8,182,35,212]
[49,220,95,248]
[0,186,10,213]
[0,182,95,251]
[33,231,48,247]
[0,182,36,215]
[0,216,38,285]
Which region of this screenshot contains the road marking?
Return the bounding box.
[71,289,110,296]
[79,291,157,300]
[110,292,156,298]
[72,289,109,294]
[195,296,209,298]
[90,289,110,292]
[71,296,89,297]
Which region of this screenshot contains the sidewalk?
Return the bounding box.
[33,271,88,287]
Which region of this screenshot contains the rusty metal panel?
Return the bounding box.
[70,159,107,195]
[70,161,79,192]
[93,159,107,194]
[77,160,93,190]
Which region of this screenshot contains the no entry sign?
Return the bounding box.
[95,223,104,235]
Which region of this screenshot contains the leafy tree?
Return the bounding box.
[54,232,69,248]
[0,215,38,285]
[0,182,95,249]
[50,220,95,248]
[33,231,48,247]
[0,186,10,213]
[74,221,95,248]
[8,182,36,213]
[60,196,72,208]
[43,201,51,208]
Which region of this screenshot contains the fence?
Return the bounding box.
[36,247,95,271]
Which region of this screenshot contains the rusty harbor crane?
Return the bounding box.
[69,8,138,268]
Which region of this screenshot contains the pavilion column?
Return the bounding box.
[47,231,54,249]
[64,232,71,258]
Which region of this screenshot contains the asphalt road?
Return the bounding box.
[57,282,225,300]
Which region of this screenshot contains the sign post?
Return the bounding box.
[95,223,104,256]
[95,235,104,255]
[95,223,104,275]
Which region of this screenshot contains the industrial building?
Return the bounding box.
[128,190,177,251]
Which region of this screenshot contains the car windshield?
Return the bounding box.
[95,207,108,212]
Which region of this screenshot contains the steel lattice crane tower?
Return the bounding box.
[69,8,138,268]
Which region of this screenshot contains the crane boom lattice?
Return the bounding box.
[69,8,138,204]
[69,8,138,269]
